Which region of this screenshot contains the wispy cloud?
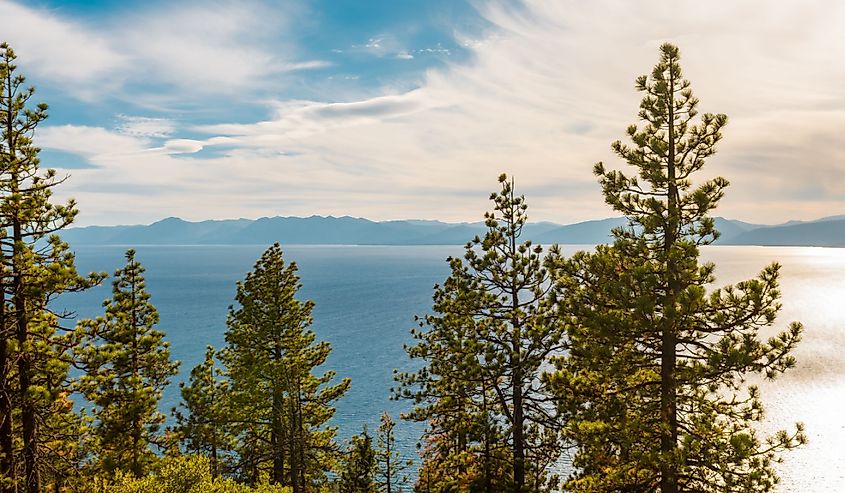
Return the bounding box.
[2,0,325,102]
[39,125,148,159]
[195,91,431,142]
[351,33,419,61]
[156,139,206,155]
[116,116,176,138]
[17,0,845,226]
[0,0,127,98]
[185,0,845,225]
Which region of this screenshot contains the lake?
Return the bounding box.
[58,244,845,490]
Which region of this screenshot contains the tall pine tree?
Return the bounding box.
[545,43,805,492]
[0,42,101,493]
[220,243,350,492]
[398,175,565,493]
[76,249,179,478]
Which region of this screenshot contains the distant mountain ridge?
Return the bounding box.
[59,214,845,247]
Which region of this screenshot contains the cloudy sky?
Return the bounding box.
[3,0,844,226]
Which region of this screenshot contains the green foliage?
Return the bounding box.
[0,41,102,493]
[374,412,410,493]
[412,430,514,493]
[397,175,564,493]
[545,43,805,492]
[86,455,292,493]
[76,250,180,478]
[173,345,235,477]
[337,427,376,493]
[220,243,350,490]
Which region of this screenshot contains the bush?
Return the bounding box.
[86,455,292,493]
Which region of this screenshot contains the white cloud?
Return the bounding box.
[27,0,845,226]
[115,3,287,94]
[282,60,333,71]
[179,0,845,225]
[39,125,148,158]
[2,0,324,100]
[158,139,205,155]
[116,116,176,138]
[0,0,127,98]
[195,91,432,142]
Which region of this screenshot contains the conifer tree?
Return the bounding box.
[76,250,180,478]
[337,426,375,493]
[173,345,234,478]
[0,42,101,493]
[397,303,513,493]
[220,243,350,492]
[398,175,564,493]
[374,412,410,493]
[545,43,805,492]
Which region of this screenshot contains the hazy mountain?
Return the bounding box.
[727,218,845,247]
[533,217,626,244]
[59,215,842,247]
[712,217,761,242]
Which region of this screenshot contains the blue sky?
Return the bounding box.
[3,0,844,225]
[18,0,482,131]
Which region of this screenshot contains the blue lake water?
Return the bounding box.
[57,244,845,490]
[58,244,465,466]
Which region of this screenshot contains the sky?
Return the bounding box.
[2,0,844,226]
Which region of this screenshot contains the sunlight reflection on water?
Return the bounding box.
[702,246,845,491]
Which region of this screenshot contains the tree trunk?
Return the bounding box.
[271,428,284,484]
[512,367,525,493]
[385,426,392,493]
[508,193,526,493]
[14,210,39,493]
[1,74,17,493]
[659,59,679,493]
[288,396,299,493]
[210,439,218,478]
[482,389,492,493]
[296,381,305,492]
[272,374,285,485]
[0,294,14,493]
[130,277,142,477]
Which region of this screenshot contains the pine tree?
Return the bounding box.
[545,43,805,492]
[337,426,376,493]
[76,249,180,478]
[398,175,565,493]
[173,345,234,478]
[0,42,101,493]
[220,243,350,492]
[374,412,410,493]
[395,293,498,492]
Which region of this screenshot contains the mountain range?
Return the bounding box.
[59,214,845,247]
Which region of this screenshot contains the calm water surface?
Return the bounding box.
[57,245,845,490]
[704,246,845,491]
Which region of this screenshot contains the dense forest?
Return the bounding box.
[0,41,805,492]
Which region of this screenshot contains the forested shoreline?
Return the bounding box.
[0,41,805,493]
